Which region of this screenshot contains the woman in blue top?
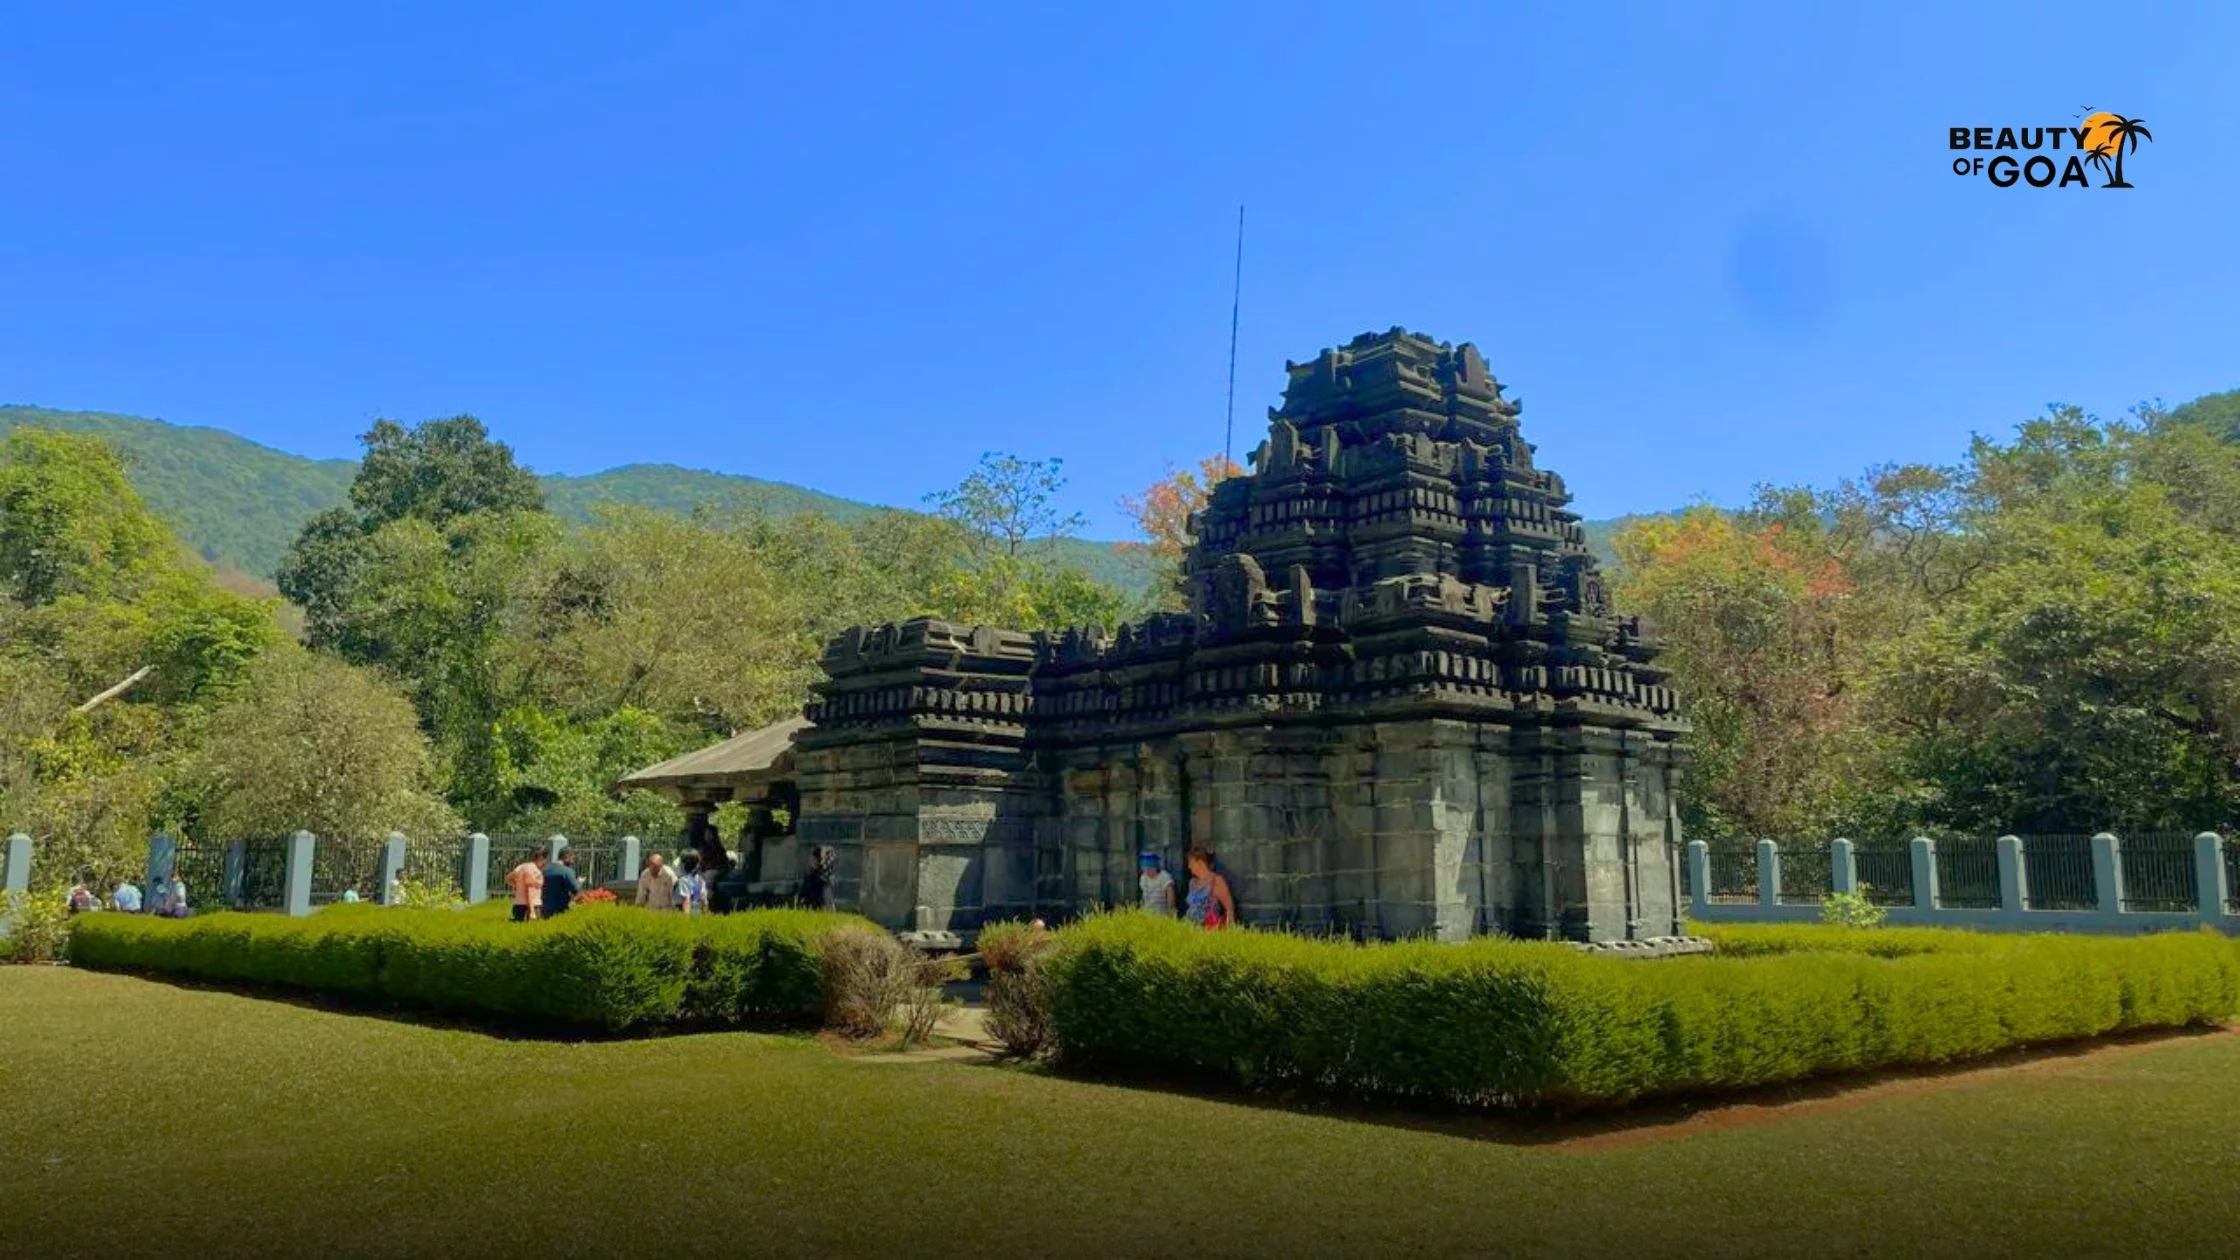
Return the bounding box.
[675,854,707,915]
[1182,848,1236,930]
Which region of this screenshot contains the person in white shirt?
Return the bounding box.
[1138,852,1176,917]
[635,852,678,911]
[111,880,142,913]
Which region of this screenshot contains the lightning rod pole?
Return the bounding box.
[1224,204,1244,472]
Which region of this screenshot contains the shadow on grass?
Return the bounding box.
[1011,1024,2235,1149]
[73,966,820,1045]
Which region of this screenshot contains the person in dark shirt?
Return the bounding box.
[542,849,581,918]
[800,846,835,910]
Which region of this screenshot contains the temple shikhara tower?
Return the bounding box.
[792,328,1688,942]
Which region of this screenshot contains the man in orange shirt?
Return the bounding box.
[504,855,545,922]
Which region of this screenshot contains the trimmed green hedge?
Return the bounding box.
[1041,913,2240,1108]
[68,904,874,1031]
[1684,921,2006,958]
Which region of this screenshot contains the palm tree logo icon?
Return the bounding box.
[2078,111,2152,188]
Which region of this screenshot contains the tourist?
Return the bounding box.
[340,886,360,904]
[157,873,189,918]
[801,846,834,910]
[110,878,142,914]
[635,852,678,911]
[542,849,581,918]
[1182,847,1236,930]
[674,854,707,916]
[1137,852,1175,917]
[66,879,98,914]
[505,852,544,922]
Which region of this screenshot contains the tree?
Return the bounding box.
[917,453,1130,629]
[924,453,1084,565]
[1119,454,1242,608]
[348,416,544,528]
[1865,482,2240,832]
[1613,507,1864,839]
[519,506,833,739]
[485,704,685,839]
[0,427,289,882]
[0,428,168,607]
[187,648,460,841]
[278,416,546,648]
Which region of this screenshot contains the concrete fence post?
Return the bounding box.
[1685,840,1711,916]
[283,831,315,917]
[1830,838,1857,896]
[377,832,408,905]
[1909,837,1939,912]
[462,833,492,904]
[545,834,568,865]
[2193,833,2227,920]
[3,833,30,896]
[1756,838,1781,908]
[2090,833,2124,916]
[223,839,248,909]
[145,829,175,896]
[1996,835,2027,913]
[146,833,177,901]
[617,836,642,887]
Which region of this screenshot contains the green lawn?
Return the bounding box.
[4,967,2238,1259]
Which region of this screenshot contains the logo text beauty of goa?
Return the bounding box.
[1950,111,2152,188]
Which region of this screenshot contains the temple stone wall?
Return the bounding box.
[795,329,1690,943]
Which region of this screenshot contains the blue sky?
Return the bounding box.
[4,2,2236,537]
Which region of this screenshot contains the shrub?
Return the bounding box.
[2,891,75,963]
[1819,891,1888,929]
[1686,921,1992,958]
[68,904,874,1032]
[1042,912,2240,1109]
[978,919,1059,1059]
[899,953,966,1048]
[390,874,467,910]
[820,927,911,1039]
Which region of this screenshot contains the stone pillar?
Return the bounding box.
[223,839,248,909]
[2193,833,2226,920]
[147,833,177,900]
[2,833,29,897]
[2090,832,2123,916]
[376,833,408,905]
[1909,838,1938,912]
[283,831,315,917]
[1830,838,1857,896]
[461,834,491,903]
[1995,835,2027,913]
[1685,839,1711,917]
[617,836,642,887]
[1756,838,1780,908]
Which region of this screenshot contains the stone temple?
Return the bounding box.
[666,329,1688,942]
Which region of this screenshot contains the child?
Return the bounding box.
[1138,852,1175,917]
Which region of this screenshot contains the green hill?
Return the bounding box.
[0,406,357,576]
[0,403,1661,594]
[0,405,1154,589]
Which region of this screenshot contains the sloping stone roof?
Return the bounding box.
[611,716,810,799]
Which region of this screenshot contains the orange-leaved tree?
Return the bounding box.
[1612,505,1864,842]
[1118,454,1243,608]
